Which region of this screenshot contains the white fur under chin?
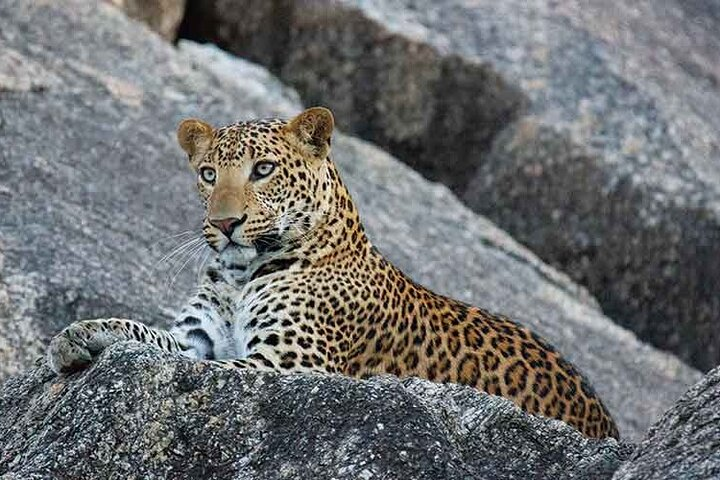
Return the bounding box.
[218,243,259,266]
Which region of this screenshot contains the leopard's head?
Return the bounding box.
[177,107,335,255]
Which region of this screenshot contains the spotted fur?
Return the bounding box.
[47,107,619,439]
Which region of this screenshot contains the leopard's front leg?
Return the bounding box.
[47,318,181,374]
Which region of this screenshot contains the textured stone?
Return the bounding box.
[179,0,720,371]
[613,366,720,480]
[110,0,186,40]
[0,342,633,479]
[0,0,701,446]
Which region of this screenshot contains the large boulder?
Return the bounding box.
[109,0,186,40]
[0,0,701,444]
[613,366,720,480]
[0,342,633,479]
[179,0,720,371]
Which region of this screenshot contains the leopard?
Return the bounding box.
[47,107,619,439]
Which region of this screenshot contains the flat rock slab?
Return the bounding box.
[0,0,701,442]
[180,0,720,371]
[0,342,633,480]
[613,366,720,480]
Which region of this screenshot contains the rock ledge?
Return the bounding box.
[0,343,632,480]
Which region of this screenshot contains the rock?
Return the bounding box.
[0,0,701,444]
[179,0,720,371]
[613,366,720,480]
[0,342,633,479]
[109,0,186,40]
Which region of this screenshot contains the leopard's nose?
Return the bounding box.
[210,215,247,238]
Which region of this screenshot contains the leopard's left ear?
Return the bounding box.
[285,107,334,159]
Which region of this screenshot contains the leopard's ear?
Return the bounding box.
[285,107,334,159]
[177,118,214,166]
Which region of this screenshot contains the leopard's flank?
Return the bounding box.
[47,107,619,439]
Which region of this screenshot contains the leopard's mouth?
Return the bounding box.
[215,238,253,253]
[253,233,284,256]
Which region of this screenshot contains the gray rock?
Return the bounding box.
[179,0,720,371]
[0,0,701,445]
[109,0,186,40]
[613,366,720,480]
[0,342,633,480]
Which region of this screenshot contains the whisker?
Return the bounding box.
[168,242,207,290]
[154,237,205,270]
[196,249,212,282]
[149,230,198,250]
[155,229,197,242]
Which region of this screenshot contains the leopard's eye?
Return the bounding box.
[251,161,276,180]
[199,167,216,184]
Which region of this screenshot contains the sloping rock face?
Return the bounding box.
[0,0,701,445]
[179,0,720,371]
[613,366,720,480]
[0,343,633,480]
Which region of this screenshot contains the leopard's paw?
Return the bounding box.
[47,324,94,375]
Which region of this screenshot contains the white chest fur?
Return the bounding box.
[204,247,294,359]
[230,274,292,359]
[230,285,263,358]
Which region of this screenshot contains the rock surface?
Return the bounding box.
[109,0,186,40]
[613,366,720,480]
[0,342,634,480]
[180,0,720,371]
[0,0,701,445]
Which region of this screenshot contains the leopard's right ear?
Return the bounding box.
[177,118,214,166]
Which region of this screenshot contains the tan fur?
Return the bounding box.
[284,107,334,158]
[177,118,213,164]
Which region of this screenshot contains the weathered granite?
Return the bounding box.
[613,366,720,480]
[0,342,633,480]
[110,0,186,40]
